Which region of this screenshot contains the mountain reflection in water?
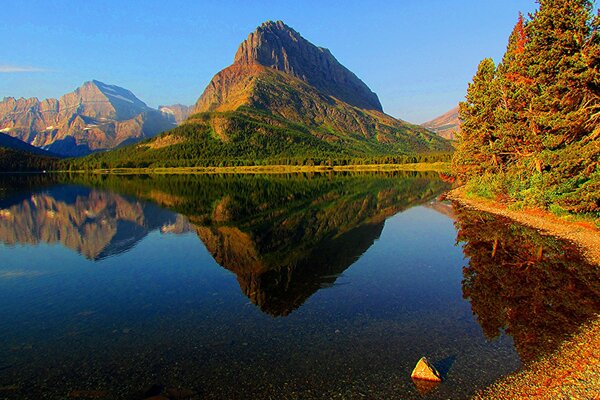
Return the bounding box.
[0,186,190,260]
[0,172,449,316]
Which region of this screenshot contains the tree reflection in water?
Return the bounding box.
[454,204,600,363]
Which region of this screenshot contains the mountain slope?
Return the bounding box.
[193,65,445,152]
[70,21,451,169]
[0,132,58,156]
[422,106,460,140]
[0,81,175,157]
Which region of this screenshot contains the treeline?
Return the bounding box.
[64,153,451,170]
[64,153,452,170]
[453,0,600,218]
[62,117,452,170]
[0,148,59,172]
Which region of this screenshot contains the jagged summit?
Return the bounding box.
[231,20,383,111]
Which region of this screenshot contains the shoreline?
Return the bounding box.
[56,162,450,175]
[447,187,600,266]
[474,316,600,399]
[449,187,600,399]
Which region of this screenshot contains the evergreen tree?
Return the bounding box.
[453,58,500,180]
[526,0,598,151]
[494,13,537,169]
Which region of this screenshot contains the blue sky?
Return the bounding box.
[1,0,535,123]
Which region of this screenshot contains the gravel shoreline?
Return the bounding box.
[474,317,600,400]
[446,187,600,266]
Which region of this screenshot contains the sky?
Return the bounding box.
[1,0,536,124]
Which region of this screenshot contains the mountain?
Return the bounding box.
[159,104,192,124]
[190,20,450,153]
[422,106,460,140]
[72,21,451,169]
[0,80,175,157]
[213,20,382,111]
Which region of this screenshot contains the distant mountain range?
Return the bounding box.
[422,106,460,140]
[70,20,452,169]
[0,80,181,157]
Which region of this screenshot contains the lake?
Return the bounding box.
[0,172,598,399]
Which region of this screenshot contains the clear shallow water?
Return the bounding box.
[0,173,597,399]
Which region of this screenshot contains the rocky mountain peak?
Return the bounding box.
[232,20,383,111]
[61,80,150,121]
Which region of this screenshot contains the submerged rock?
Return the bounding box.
[412,379,440,396]
[411,357,442,382]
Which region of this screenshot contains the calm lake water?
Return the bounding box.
[0,172,598,399]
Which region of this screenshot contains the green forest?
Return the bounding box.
[0,147,58,172]
[453,0,600,220]
[62,109,451,170]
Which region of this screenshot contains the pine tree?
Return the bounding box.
[523,0,600,211]
[453,58,500,180]
[494,13,537,169]
[526,0,598,150]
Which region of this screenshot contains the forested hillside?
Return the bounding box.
[453,0,600,219]
[0,147,58,171]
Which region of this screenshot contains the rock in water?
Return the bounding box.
[411,357,442,382]
[412,379,440,396]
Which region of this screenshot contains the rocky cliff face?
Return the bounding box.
[0,81,175,156]
[233,20,382,111]
[422,106,460,140]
